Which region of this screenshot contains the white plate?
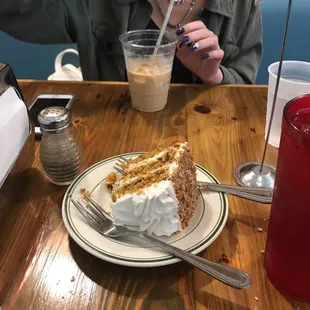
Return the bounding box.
[62,153,228,267]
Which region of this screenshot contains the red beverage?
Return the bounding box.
[264,94,310,301]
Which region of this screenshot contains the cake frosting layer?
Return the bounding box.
[112,180,181,237]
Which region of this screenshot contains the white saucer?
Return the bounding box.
[62,153,228,267]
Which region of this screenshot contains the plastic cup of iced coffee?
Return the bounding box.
[120,30,178,112]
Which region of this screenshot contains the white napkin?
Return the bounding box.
[0,87,30,188]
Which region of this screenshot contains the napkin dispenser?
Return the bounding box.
[0,85,34,218]
[0,63,24,101]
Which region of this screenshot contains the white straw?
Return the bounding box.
[153,0,175,57]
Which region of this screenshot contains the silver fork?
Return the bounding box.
[114,158,273,204]
[71,192,251,290]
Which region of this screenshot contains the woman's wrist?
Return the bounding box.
[199,68,223,85]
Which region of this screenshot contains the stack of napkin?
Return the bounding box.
[0,87,30,188]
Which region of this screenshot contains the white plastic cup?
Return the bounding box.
[266,61,310,147]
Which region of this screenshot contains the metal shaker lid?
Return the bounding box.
[38,106,71,132]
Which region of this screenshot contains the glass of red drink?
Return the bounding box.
[264,94,310,301]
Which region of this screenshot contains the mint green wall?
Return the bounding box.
[0,0,309,84]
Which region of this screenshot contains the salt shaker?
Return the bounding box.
[38,106,82,185]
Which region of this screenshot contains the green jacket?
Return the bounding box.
[0,0,263,84]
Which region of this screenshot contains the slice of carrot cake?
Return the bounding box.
[106,142,198,237]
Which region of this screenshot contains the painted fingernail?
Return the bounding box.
[180,36,190,44]
[176,28,185,36]
[189,43,198,51]
[201,53,210,59]
[179,42,184,48]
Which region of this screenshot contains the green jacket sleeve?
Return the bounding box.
[221,4,263,84]
[0,0,73,44]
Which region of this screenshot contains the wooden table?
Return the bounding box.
[0,81,305,310]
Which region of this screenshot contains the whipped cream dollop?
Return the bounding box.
[111,180,181,237]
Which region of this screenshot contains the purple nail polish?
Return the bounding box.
[180,36,190,44]
[201,53,210,59]
[176,28,185,36]
[189,43,198,51]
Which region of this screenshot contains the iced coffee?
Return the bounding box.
[126,59,172,112]
[120,30,178,112]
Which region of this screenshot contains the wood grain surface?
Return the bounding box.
[0,81,305,310]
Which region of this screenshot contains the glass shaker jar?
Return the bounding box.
[38,106,82,185]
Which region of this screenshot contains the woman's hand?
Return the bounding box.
[176,21,224,85]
